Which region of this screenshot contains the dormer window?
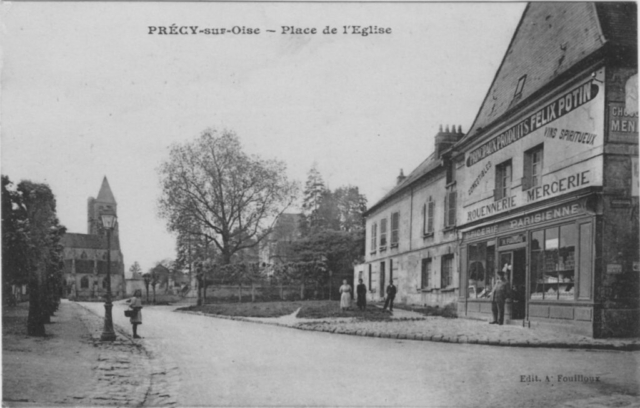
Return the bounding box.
[514,75,527,99]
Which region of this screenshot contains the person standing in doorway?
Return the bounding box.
[356,279,367,310]
[127,290,143,338]
[383,281,397,313]
[489,269,511,325]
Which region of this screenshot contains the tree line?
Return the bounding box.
[2,176,66,336]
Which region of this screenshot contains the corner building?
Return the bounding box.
[455,3,638,337]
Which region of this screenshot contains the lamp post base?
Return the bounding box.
[100,301,117,341]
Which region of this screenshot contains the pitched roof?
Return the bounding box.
[96,176,116,203]
[61,232,120,250]
[366,152,441,216]
[61,233,106,249]
[463,2,636,143]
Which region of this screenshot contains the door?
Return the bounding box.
[498,249,526,319]
[379,262,386,299]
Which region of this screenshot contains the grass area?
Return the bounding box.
[2,302,29,336]
[392,303,458,318]
[180,300,394,321]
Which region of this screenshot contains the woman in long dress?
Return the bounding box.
[339,280,352,311]
[127,289,143,339]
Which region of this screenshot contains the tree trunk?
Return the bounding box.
[27,279,45,336]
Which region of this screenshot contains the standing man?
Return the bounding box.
[383,281,397,313]
[356,279,367,310]
[489,269,511,325]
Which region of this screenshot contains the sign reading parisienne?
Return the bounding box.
[466,81,599,167]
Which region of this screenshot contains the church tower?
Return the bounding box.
[87,177,119,241]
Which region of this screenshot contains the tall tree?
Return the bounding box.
[158,128,299,265]
[300,164,327,236]
[334,186,367,232]
[15,180,65,336]
[129,261,142,278]
[2,176,30,299]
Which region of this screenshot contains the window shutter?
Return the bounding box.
[448,191,457,227]
[444,195,449,227]
[522,151,532,190]
[427,201,435,233]
[422,204,426,235]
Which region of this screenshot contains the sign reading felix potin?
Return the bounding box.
[466,80,598,167]
[462,69,605,224]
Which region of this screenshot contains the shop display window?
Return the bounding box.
[467,241,495,298]
[530,224,576,300]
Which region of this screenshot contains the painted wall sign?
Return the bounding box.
[606,264,622,274]
[461,69,605,224]
[633,157,639,197]
[498,234,526,246]
[466,81,599,167]
[609,102,638,140]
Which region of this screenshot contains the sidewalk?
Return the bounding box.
[182,305,640,351]
[2,300,158,407]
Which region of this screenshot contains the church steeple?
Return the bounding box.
[96,176,116,204]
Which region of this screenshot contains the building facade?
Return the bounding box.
[61,177,125,301]
[455,2,638,337]
[357,126,463,306]
[356,3,638,338]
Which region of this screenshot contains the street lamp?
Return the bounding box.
[100,213,117,341]
[142,272,151,303]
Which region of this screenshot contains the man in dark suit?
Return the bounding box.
[489,270,511,325]
[383,282,397,313]
[356,279,367,310]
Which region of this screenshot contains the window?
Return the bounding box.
[467,241,496,298]
[370,223,377,253]
[514,75,527,99]
[530,224,576,300]
[80,276,89,289]
[441,255,454,288]
[578,223,593,299]
[523,145,544,190]
[390,212,400,247]
[423,198,435,235]
[421,258,432,289]
[495,160,512,200]
[444,190,457,228]
[380,218,387,249]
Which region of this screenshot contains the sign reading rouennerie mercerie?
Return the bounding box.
[461,69,605,225]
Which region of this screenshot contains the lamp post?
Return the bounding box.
[143,272,151,303]
[100,213,117,341]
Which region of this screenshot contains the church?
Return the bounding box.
[61,177,125,300]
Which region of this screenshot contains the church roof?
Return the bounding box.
[462,2,637,144]
[61,232,120,250]
[96,176,116,203]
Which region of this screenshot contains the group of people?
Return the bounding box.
[338,279,397,313]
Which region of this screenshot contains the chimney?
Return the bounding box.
[397,169,406,185]
[434,124,464,158]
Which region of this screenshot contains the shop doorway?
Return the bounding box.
[498,248,526,320]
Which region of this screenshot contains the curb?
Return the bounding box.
[177,309,640,351]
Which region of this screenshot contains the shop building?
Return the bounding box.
[455,3,638,337]
[356,126,463,306]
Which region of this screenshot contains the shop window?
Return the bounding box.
[530,224,576,300]
[390,212,400,248]
[441,255,454,288]
[421,258,432,289]
[467,241,495,298]
[444,190,457,228]
[379,218,387,250]
[370,223,377,253]
[578,223,593,299]
[494,160,512,200]
[80,276,89,289]
[522,145,544,190]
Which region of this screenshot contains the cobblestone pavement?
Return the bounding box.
[185,306,640,351]
[77,302,181,407]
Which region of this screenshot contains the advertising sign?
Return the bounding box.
[462,69,605,224]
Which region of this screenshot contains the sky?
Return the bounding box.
[1,2,526,274]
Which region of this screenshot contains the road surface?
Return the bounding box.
[81,301,640,407]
